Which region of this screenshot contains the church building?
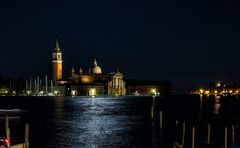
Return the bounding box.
[52,38,126,96]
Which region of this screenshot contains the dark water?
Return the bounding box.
[0,95,240,147]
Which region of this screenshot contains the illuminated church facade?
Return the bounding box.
[52,39,126,96]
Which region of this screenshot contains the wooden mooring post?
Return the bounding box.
[160,111,163,129]
[225,127,228,148]
[232,125,235,144]
[182,122,185,146]
[151,106,154,119]
[5,115,10,148]
[4,115,30,148]
[207,123,211,144]
[24,123,29,148]
[5,115,9,133]
[192,126,195,148]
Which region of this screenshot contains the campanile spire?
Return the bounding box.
[55,37,60,50]
[52,37,63,81]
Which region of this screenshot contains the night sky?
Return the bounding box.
[0,0,239,89]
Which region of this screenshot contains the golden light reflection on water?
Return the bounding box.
[213,96,221,115]
[199,95,204,117]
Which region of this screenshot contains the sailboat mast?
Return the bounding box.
[45,75,48,94]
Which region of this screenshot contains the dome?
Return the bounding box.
[90,66,102,74]
[89,59,102,74]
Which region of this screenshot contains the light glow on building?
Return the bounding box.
[71,90,77,96]
[151,88,157,95]
[89,88,96,96]
[205,90,209,94]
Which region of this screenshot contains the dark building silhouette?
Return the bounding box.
[126,79,171,96]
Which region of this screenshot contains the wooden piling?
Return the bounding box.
[6,128,10,148]
[192,126,195,148]
[5,115,9,135]
[24,123,29,148]
[160,111,163,129]
[4,115,30,148]
[182,122,185,146]
[232,125,234,144]
[5,115,10,148]
[225,127,227,148]
[207,123,210,144]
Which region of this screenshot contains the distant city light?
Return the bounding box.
[71,90,77,96]
[54,90,59,96]
[205,90,209,94]
[217,83,221,87]
[89,88,96,96]
[151,88,157,95]
[26,91,31,95]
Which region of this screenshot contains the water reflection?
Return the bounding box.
[1,95,240,147]
[53,96,65,119]
[45,97,150,147]
[151,97,156,119]
[198,95,204,118]
[213,96,221,115]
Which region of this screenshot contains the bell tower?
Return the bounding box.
[52,38,63,81]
